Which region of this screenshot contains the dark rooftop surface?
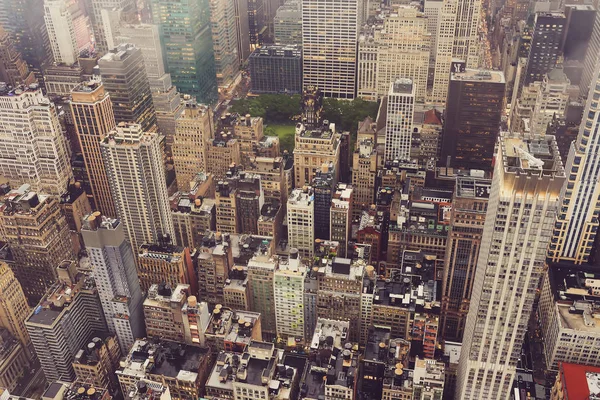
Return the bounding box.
[43,382,66,399]
[246,358,270,386]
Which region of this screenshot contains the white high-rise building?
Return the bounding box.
[550,61,600,264]
[44,0,79,64]
[423,0,443,63]
[81,213,145,351]
[302,0,359,99]
[287,187,315,259]
[100,123,174,255]
[453,0,481,67]
[357,6,431,101]
[0,86,71,196]
[529,68,570,135]
[430,0,481,104]
[430,0,456,103]
[273,256,307,340]
[457,132,565,399]
[384,79,415,162]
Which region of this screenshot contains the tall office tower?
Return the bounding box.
[210,0,240,88]
[152,0,218,104]
[357,6,431,102]
[81,214,145,351]
[206,132,242,179]
[114,23,183,144]
[0,186,74,305]
[423,0,443,64]
[143,283,189,342]
[384,79,415,162]
[0,86,71,195]
[440,69,505,171]
[0,263,31,353]
[352,136,377,219]
[430,0,456,103]
[330,184,353,258]
[0,0,50,75]
[293,122,341,187]
[100,123,174,256]
[524,13,566,85]
[87,0,134,53]
[0,27,36,87]
[98,44,157,132]
[549,65,600,264]
[581,10,600,98]
[440,176,490,343]
[247,254,277,335]
[302,0,359,98]
[273,256,306,341]
[71,81,117,217]
[273,0,301,45]
[316,258,364,342]
[456,133,565,399]
[44,0,79,64]
[529,69,570,135]
[172,100,214,191]
[236,174,264,234]
[312,164,336,241]
[563,5,595,64]
[233,0,250,63]
[287,187,315,259]
[26,264,107,382]
[452,0,481,67]
[247,0,265,48]
[215,179,240,234]
[248,45,303,94]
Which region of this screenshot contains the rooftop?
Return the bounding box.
[73,333,115,366]
[205,308,260,346]
[144,283,189,308]
[451,69,505,83]
[288,188,314,207]
[560,363,600,399]
[118,339,209,382]
[500,133,565,177]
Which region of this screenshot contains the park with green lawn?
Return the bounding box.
[229,94,379,153]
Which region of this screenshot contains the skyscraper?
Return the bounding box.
[0,186,75,305]
[357,6,431,101]
[247,0,265,48]
[44,0,79,64]
[87,0,135,54]
[529,68,570,136]
[273,0,301,46]
[0,26,36,87]
[0,85,72,196]
[25,264,107,382]
[273,256,306,340]
[457,133,565,399]
[210,0,240,88]
[549,62,600,264]
[302,0,359,98]
[233,0,250,63]
[384,79,415,162]
[81,213,145,351]
[100,123,174,256]
[524,12,566,85]
[152,0,218,104]
[430,0,456,104]
[172,99,214,191]
[330,183,353,258]
[453,0,481,67]
[0,262,31,353]
[287,187,315,259]
[440,176,490,343]
[440,69,505,170]
[98,44,157,132]
[70,80,117,217]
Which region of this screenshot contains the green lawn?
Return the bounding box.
[265,124,296,154]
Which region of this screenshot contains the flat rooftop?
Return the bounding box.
[451,69,505,84]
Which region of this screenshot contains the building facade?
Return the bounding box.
[384,79,415,162]
[457,133,565,399]
[302,0,359,98]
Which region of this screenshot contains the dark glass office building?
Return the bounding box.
[248,44,302,94]
[440,69,506,171]
[524,12,566,85]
